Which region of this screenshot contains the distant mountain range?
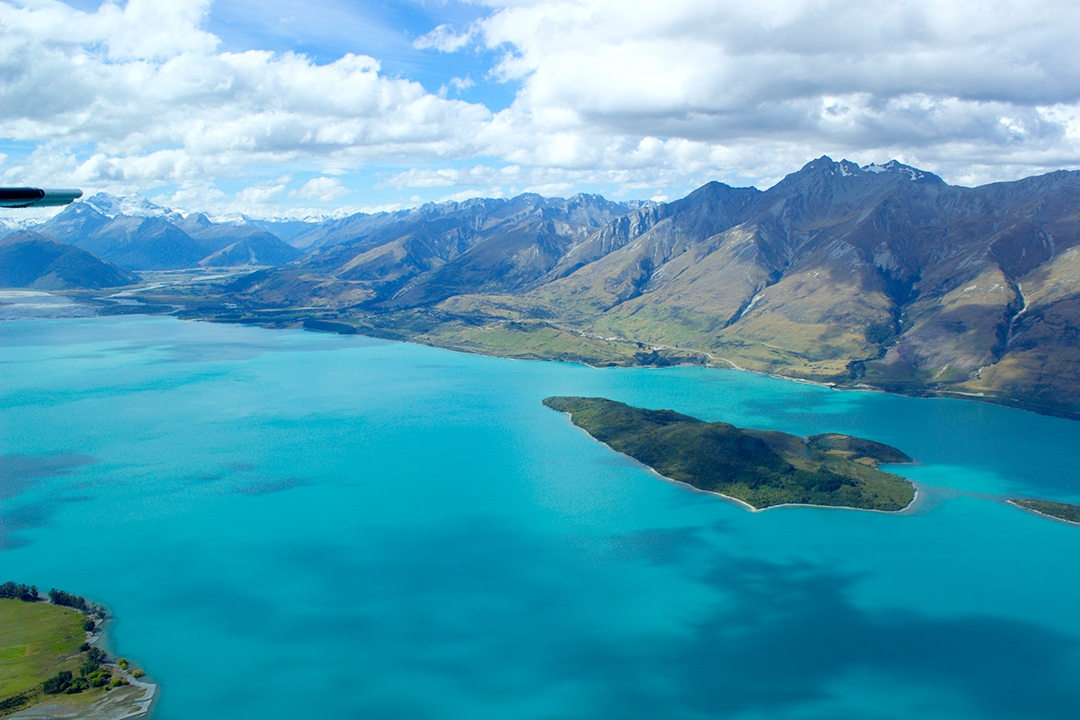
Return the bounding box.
[33,194,302,270]
[3,160,1079,418]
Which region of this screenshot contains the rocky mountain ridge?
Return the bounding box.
[215,157,1080,417]
[5,160,1079,418]
[35,194,302,270]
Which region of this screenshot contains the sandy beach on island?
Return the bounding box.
[1006,500,1080,527]
[642,462,922,515]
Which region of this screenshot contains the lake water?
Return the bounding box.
[2,314,1079,720]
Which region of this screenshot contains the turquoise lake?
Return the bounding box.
[2,313,1080,719]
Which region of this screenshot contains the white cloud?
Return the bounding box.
[467,0,1080,184]
[296,176,348,201]
[0,0,492,212]
[3,0,1080,216]
[413,22,477,53]
[438,76,475,98]
[236,178,289,206]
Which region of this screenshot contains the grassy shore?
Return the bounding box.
[0,595,153,719]
[0,600,85,710]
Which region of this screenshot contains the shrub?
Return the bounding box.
[64,676,89,694]
[87,669,112,687]
[865,320,896,345]
[0,581,39,602]
[49,589,89,612]
[43,671,74,695]
[0,694,28,711]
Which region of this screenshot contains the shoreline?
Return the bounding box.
[556,411,919,515]
[24,289,1076,423]
[3,598,158,720]
[1006,499,1080,528]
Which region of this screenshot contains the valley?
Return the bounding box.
[5,157,1080,420]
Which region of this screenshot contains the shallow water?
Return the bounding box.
[2,315,1079,720]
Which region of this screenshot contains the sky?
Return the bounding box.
[1,0,1079,218]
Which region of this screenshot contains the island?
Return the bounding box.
[0,582,154,719]
[1009,499,1080,526]
[543,396,917,511]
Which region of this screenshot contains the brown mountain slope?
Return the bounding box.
[158,159,1080,418]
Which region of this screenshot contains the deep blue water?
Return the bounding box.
[2,314,1079,719]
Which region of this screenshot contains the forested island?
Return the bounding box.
[0,583,153,719]
[544,397,917,511]
[1009,499,1080,526]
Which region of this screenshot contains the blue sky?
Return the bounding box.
[2,0,1079,218]
[203,1,516,108]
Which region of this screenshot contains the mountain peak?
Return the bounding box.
[778,156,945,190]
[861,160,943,184]
[84,192,172,219]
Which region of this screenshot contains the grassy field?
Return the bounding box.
[0,599,84,705]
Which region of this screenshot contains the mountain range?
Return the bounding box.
[33,193,302,270]
[3,158,1079,418]
[207,157,1080,418]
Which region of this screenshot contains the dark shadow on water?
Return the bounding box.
[0,453,96,499]
[601,525,715,565]
[225,476,309,496]
[623,558,1080,720]
[0,502,51,550]
[57,495,95,504]
[0,453,97,550]
[248,517,1080,719]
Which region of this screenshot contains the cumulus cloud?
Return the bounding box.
[296,176,348,201]
[2,0,1080,215]
[0,0,492,212]
[468,0,1080,181]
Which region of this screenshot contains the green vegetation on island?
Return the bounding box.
[1010,499,1080,525]
[543,396,916,511]
[0,584,147,718]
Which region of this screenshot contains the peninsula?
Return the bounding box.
[1009,499,1080,526]
[0,583,154,719]
[544,397,916,511]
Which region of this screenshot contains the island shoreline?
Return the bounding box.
[1006,499,1080,527]
[554,410,921,515]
